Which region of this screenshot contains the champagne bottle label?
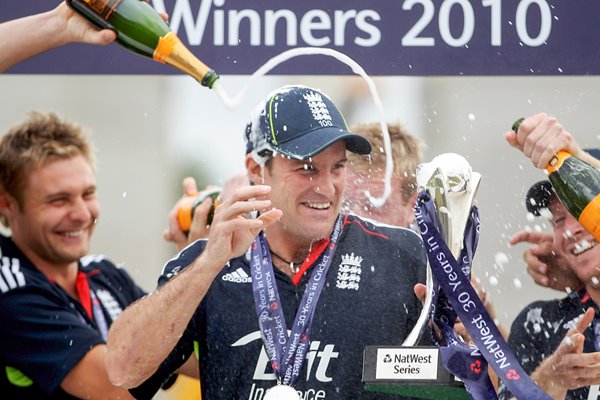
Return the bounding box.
[546,150,571,174]
[79,0,122,20]
[579,193,600,241]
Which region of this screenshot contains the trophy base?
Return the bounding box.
[364,382,467,400]
[362,346,468,400]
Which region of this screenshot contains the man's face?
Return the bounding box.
[262,141,347,245]
[550,196,600,285]
[6,155,99,270]
[344,171,414,228]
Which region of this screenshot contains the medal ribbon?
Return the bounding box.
[424,202,497,400]
[251,215,343,386]
[415,191,552,400]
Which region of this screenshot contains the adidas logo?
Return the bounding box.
[222,268,252,283]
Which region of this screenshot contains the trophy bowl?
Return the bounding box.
[404,152,481,347]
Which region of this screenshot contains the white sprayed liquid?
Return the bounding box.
[211,47,393,208]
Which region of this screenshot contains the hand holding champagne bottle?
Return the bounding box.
[66,0,218,88]
[0,2,117,72]
[511,115,600,241]
[177,187,221,234]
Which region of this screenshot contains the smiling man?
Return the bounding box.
[0,112,150,399]
[106,85,428,399]
[501,113,600,400]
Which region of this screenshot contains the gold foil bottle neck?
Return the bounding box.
[154,32,218,88]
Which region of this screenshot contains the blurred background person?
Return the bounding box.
[345,122,423,228]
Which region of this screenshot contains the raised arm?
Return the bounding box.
[505,112,600,169]
[0,2,115,72]
[105,184,282,388]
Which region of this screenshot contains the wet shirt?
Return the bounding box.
[0,234,146,399]
[133,213,428,400]
[498,290,598,400]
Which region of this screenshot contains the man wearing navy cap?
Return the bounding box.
[106,85,428,399]
[501,113,600,399]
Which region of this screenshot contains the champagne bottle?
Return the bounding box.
[513,118,600,240]
[177,187,221,234]
[66,0,218,88]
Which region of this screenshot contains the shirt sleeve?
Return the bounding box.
[0,286,104,395]
[158,239,207,287]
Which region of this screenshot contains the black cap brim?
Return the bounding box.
[525,180,554,216]
[275,127,372,160]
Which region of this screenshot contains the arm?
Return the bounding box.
[0,2,115,72]
[61,344,134,400]
[106,184,282,388]
[177,356,200,379]
[505,112,600,169]
[510,230,582,291]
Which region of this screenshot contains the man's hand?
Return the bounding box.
[56,2,116,46]
[203,184,282,268]
[163,177,211,251]
[57,1,169,46]
[414,283,427,304]
[504,112,587,169]
[164,175,253,251]
[510,230,582,292]
[531,308,600,399]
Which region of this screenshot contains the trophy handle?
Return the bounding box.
[402,261,433,346]
[402,165,481,347]
[402,170,447,347]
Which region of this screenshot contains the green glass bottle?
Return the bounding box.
[513,118,600,240]
[177,187,221,234]
[66,0,218,88]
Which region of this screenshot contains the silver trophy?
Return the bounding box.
[363,153,480,400]
[404,152,482,346]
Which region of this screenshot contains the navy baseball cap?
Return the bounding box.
[525,148,600,216]
[245,85,372,160]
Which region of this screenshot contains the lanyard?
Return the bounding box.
[250,215,342,386]
[415,191,552,400]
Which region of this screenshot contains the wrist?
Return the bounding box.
[45,4,73,47]
[193,251,228,277]
[531,357,567,399]
[580,150,600,169]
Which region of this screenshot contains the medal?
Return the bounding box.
[264,384,301,400]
